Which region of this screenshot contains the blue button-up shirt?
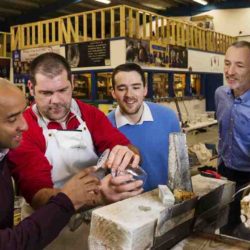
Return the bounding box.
[215,85,250,172]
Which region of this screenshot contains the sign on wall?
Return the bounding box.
[168,45,188,68]
[126,38,150,65]
[66,40,111,67]
[12,45,65,84]
[0,58,11,79]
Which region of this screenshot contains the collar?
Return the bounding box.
[226,87,250,103]
[0,148,9,161]
[115,102,153,128]
[32,99,81,129]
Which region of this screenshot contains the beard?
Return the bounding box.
[44,103,70,121]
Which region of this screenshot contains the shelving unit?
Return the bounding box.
[96,72,113,101]
[152,73,169,99]
[173,73,186,97]
[72,73,91,99]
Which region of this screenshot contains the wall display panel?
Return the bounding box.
[169,45,188,68]
[190,74,201,96]
[96,72,113,101]
[174,73,186,97]
[150,42,169,67]
[66,40,111,68]
[0,58,11,80]
[12,46,64,85]
[72,73,91,99]
[126,38,150,65]
[152,73,169,99]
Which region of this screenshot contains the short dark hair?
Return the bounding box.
[230,40,250,50]
[112,63,145,88]
[29,52,71,85]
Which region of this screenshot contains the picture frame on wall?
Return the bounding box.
[15,83,26,94]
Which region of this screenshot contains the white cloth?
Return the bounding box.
[32,100,98,188]
[23,100,99,250]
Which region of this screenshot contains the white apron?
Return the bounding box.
[23,101,99,250]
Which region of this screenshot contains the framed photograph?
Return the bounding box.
[15,83,26,94]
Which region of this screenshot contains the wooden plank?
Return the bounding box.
[135,10,140,39]
[11,27,18,51]
[128,8,133,37]
[110,8,115,38]
[101,10,105,39]
[83,13,87,41]
[2,33,6,57]
[149,15,153,39]
[155,16,159,39]
[160,17,164,40]
[92,12,96,40]
[45,22,49,44]
[143,12,147,39]
[120,5,125,37]
[74,16,79,42]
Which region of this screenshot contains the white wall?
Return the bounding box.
[188,49,224,73]
[194,8,250,37]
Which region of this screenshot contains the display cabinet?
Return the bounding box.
[152,73,169,99]
[96,72,113,101]
[173,73,186,97]
[190,74,201,96]
[72,73,91,99]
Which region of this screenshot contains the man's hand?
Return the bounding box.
[61,167,102,210]
[100,174,143,204]
[106,145,140,172]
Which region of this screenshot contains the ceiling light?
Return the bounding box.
[193,0,208,5]
[95,0,111,4]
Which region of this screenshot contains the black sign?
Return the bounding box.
[66,40,110,68]
[0,58,11,79]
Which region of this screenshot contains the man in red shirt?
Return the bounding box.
[8,53,143,249]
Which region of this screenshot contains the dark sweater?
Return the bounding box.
[0,157,75,250]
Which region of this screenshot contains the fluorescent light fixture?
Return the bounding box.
[95,0,111,4]
[193,0,208,5]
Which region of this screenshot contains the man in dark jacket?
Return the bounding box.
[0,78,101,250]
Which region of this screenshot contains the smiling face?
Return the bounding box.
[29,69,73,122]
[224,45,250,96]
[0,80,28,149]
[112,70,147,122]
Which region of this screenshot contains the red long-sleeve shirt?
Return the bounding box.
[8,99,130,204]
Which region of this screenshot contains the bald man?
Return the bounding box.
[0,78,101,249]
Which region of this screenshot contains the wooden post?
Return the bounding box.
[110,8,115,38]
[101,10,105,39]
[128,8,133,38]
[143,12,147,39]
[92,12,96,40]
[120,5,126,37]
[135,10,140,39]
[83,14,87,41]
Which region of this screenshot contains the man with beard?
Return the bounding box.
[8,53,143,249]
[215,41,250,236]
[0,78,102,249]
[108,63,180,192]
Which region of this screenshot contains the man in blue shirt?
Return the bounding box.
[215,40,250,235]
[108,63,180,192]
